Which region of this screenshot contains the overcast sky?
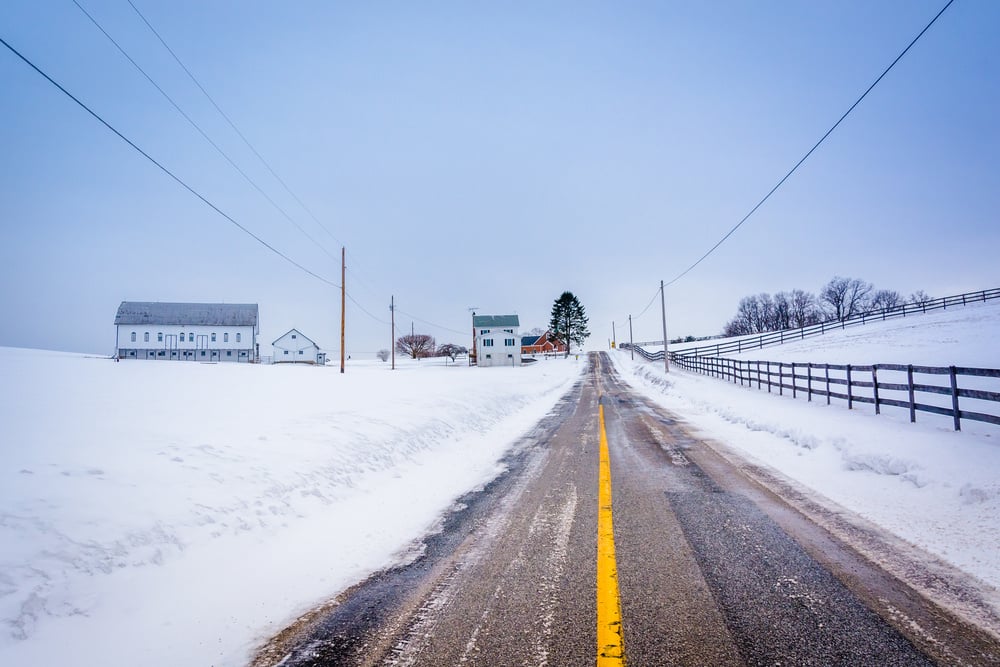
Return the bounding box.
[1,0,997,356]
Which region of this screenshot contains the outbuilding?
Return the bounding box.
[272,328,326,365]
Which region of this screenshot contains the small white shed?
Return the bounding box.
[272,329,326,365]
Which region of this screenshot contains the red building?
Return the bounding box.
[520,331,567,356]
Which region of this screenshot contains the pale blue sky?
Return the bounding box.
[1,1,997,355]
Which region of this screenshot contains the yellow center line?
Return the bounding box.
[597,397,625,665]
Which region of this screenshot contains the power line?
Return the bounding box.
[125,0,348,251]
[72,0,340,264]
[664,0,955,288]
[632,286,661,320]
[394,309,469,337]
[346,292,391,326]
[0,34,341,289]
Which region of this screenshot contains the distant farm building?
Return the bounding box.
[114,301,259,362]
[472,314,521,367]
[272,329,326,365]
[521,331,567,356]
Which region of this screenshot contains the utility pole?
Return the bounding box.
[660,279,669,373]
[390,295,395,371]
[628,315,634,361]
[340,247,346,374]
[468,307,479,366]
[612,321,616,349]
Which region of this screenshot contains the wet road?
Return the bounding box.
[253,353,1000,666]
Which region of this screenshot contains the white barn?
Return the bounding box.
[272,329,326,365]
[472,314,521,367]
[114,301,259,362]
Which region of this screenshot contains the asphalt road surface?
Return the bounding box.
[253,353,1000,666]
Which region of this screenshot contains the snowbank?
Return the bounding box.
[0,348,584,666]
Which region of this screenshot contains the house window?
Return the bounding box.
[480,329,489,335]
[236,332,241,343]
[508,354,513,358]
[503,329,513,334]
[211,333,217,342]
[483,339,493,347]
[284,350,289,355]
[157,333,163,342]
[227,351,232,357]
[223,333,228,342]
[504,338,515,346]
[485,354,492,359]
[201,350,206,356]
[131,331,136,342]
[299,350,303,355]
[291,334,297,339]
[144,332,150,342]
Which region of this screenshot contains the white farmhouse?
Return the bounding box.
[114,301,259,362]
[472,314,521,367]
[272,329,326,365]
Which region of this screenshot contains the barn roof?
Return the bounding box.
[521,335,541,346]
[115,301,258,326]
[473,314,519,328]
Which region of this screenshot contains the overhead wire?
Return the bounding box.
[0,34,341,289]
[663,0,955,289]
[125,0,348,252]
[71,0,340,264]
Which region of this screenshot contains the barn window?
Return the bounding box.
[144,332,149,342]
[299,350,303,355]
[284,350,289,355]
[131,331,136,342]
[157,333,163,342]
[224,333,229,342]
[226,351,232,357]
[291,334,297,339]
[236,332,241,343]
[211,333,217,342]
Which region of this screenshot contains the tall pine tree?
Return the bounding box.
[549,291,590,356]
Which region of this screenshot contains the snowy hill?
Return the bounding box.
[0,350,584,666]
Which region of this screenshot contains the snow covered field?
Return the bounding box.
[613,300,1000,603]
[0,350,584,666]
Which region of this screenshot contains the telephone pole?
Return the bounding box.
[612,321,616,349]
[340,247,346,374]
[390,295,395,371]
[660,279,669,373]
[628,315,634,361]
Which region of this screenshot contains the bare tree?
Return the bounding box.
[909,290,933,306]
[870,289,903,311]
[376,349,390,362]
[821,276,873,321]
[437,343,467,361]
[772,292,793,330]
[790,289,820,328]
[395,334,436,359]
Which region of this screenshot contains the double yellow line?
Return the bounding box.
[597,398,625,665]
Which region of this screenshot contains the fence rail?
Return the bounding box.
[638,288,1000,357]
[649,352,1000,431]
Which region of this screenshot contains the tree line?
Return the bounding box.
[722,276,932,337]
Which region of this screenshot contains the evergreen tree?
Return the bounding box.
[549,291,590,356]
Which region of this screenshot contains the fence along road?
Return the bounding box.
[253,353,1000,666]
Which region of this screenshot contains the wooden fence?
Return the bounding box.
[664,353,1000,431]
[634,287,999,357]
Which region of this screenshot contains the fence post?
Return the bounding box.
[846,365,853,409]
[767,361,772,393]
[949,366,961,431]
[807,364,812,402]
[757,360,761,390]
[872,365,880,415]
[825,364,831,405]
[907,365,916,423]
[779,364,784,396]
[791,363,797,399]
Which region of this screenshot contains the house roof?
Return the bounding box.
[115,301,258,327]
[473,314,519,328]
[521,335,541,346]
[272,328,319,348]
